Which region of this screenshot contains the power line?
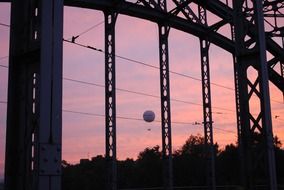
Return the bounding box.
[0,63,281,112]
[55,44,238,112]
[0,64,233,113]
[0,101,7,104]
[0,100,236,134]
[63,39,234,90]
[66,21,104,41]
[1,29,283,105]
[0,19,283,105]
[0,99,281,134]
[77,21,104,36]
[66,0,141,41]
[63,77,234,113]
[0,64,8,68]
[0,56,9,61]
[0,22,9,28]
[62,109,236,134]
[0,22,282,104]
[63,39,284,105]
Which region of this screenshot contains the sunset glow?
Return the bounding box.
[0,1,283,181]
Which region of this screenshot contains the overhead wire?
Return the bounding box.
[0,56,9,61]
[63,39,284,105]
[0,68,283,124]
[0,60,282,113]
[0,63,233,113]
[66,21,104,41]
[0,54,282,115]
[0,100,236,134]
[63,39,235,91]
[0,22,9,28]
[0,64,8,68]
[1,22,283,104]
[65,0,141,41]
[0,15,283,130]
[63,110,236,135]
[0,100,7,104]
[0,8,283,137]
[63,77,233,113]
[63,108,237,134]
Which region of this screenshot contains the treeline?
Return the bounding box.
[62,134,284,190]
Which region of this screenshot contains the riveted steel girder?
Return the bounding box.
[198,5,216,189]
[157,1,173,189]
[233,0,277,189]
[104,10,118,190]
[5,0,63,190]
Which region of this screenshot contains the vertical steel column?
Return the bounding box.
[104,10,117,190]
[158,1,173,189]
[198,5,216,190]
[228,2,246,182]
[233,1,254,188]
[5,0,63,190]
[38,1,63,189]
[5,1,39,189]
[254,1,277,189]
[230,24,246,187]
[233,0,278,189]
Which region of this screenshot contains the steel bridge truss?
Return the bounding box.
[2,0,284,190]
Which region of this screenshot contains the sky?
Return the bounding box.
[0,1,284,180]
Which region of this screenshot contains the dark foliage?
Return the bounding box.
[62,134,284,190]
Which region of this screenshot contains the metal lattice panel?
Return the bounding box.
[233,0,278,189]
[198,4,216,190]
[157,1,173,189]
[104,10,118,190]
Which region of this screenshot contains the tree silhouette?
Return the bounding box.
[135,145,163,188]
[61,134,284,189]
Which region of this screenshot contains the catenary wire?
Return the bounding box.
[63,39,284,105]
[63,77,233,113]
[66,21,104,41]
[0,64,8,68]
[63,39,235,91]
[0,62,282,113]
[66,0,141,40]
[0,37,282,134]
[0,21,282,104]
[0,56,9,61]
[1,29,283,105]
[0,63,233,113]
[0,100,236,134]
[63,109,237,134]
[0,22,9,28]
[65,110,237,134]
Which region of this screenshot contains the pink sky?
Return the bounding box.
[0,2,284,180]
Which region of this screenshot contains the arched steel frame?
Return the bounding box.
[2,0,284,190]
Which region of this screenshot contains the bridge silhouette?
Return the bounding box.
[1,0,284,190]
